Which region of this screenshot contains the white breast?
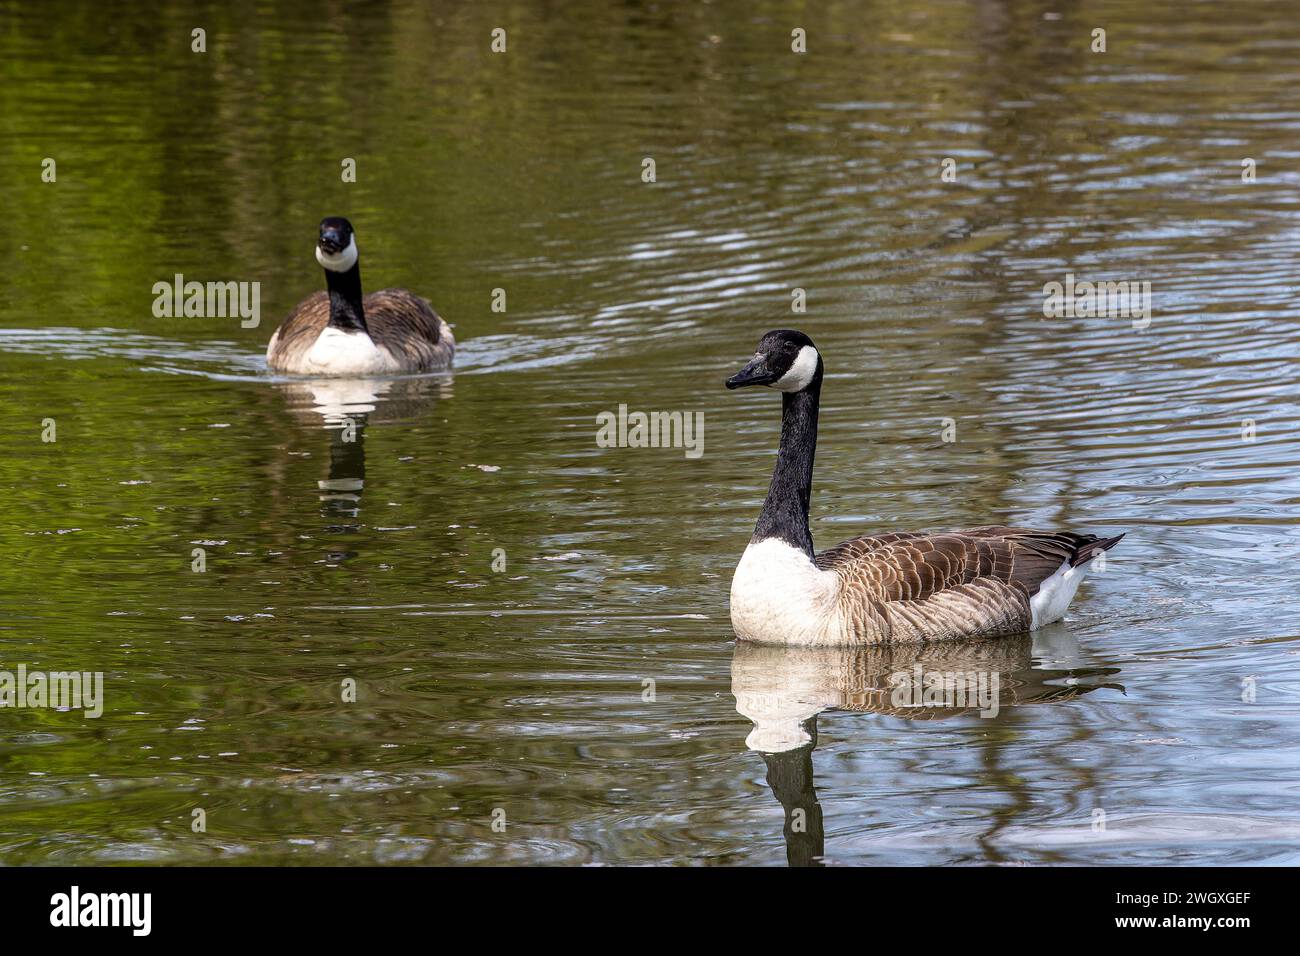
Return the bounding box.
[300,327,400,376]
[729,538,840,645]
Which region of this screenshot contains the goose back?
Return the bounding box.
[814,526,1123,644]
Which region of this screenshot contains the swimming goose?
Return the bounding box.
[266,217,454,375]
[725,330,1123,646]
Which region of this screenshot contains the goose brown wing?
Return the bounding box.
[813,527,1118,642]
[815,526,1114,598]
[266,291,329,368]
[364,289,452,369]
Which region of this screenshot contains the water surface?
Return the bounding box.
[2,0,1299,865]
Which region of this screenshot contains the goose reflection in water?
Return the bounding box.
[731,626,1123,867]
[273,376,450,559]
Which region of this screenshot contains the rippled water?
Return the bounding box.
[2,0,1299,865]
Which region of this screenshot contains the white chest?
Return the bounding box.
[729,538,839,645]
[302,327,398,376]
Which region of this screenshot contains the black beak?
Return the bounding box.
[726,355,776,389]
[319,232,343,254]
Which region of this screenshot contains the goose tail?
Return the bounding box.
[1069,532,1125,567]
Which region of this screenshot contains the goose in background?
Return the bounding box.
[725,329,1123,646]
[267,217,454,375]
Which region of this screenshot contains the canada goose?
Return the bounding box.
[266,217,454,375]
[725,330,1123,646]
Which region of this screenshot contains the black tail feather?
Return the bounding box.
[1070,532,1125,567]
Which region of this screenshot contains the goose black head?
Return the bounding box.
[316,217,358,273]
[726,329,823,393]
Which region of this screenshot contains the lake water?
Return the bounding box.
[2,0,1299,865]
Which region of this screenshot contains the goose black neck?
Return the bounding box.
[761,725,824,868]
[325,264,368,334]
[752,376,821,557]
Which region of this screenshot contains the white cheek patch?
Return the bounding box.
[315,236,358,272]
[772,345,820,392]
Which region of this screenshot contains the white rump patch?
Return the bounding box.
[773,345,820,392]
[1029,559,1090,629]
[315,236,359,273]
